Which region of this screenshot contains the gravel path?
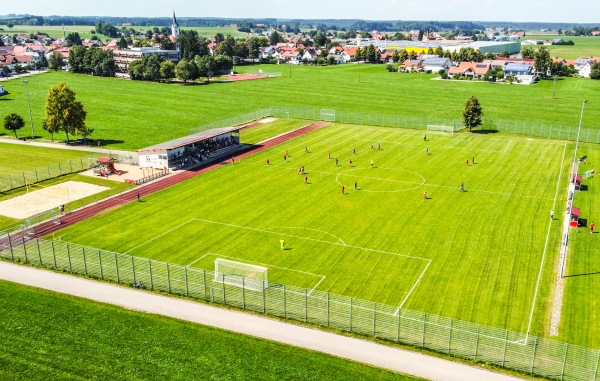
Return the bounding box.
[0,261,525,381]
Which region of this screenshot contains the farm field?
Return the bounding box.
[52,123,577,343]
[1,65,598,150]
[524,35,600,59]
[2,24,109,40]
[0,281,421,381]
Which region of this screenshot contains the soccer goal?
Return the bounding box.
[214,258,268,292]
[426,125,454,135]
[320,109,336,122]
[23,210,60,236]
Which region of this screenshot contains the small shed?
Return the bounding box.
[570,206,581,227]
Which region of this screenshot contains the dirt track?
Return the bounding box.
[0,261,524,381]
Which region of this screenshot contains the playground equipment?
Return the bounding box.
[584,169,595,179]
[92,157,122,177]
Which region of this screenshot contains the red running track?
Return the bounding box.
[8,122,329,242]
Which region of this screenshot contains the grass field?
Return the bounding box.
[51,123,582,345]
[1,66,598,150]
[524,35,600,59]
[0,281,422,381]
[2,24,108,40]
[0,142,94,173]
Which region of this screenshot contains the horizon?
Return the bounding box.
[2,0,599,24]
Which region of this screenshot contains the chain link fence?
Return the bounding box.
[188,107,597,144]
[0,235,598,381]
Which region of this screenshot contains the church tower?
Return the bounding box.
[171,10,180,50]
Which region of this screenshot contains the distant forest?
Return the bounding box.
[0,14,598,33]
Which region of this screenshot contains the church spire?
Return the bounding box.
[171,10,180,50]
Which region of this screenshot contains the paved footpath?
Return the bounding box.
[0,261,525,381]
[0,137,133,157]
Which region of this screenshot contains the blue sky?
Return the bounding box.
[3,0,599,23]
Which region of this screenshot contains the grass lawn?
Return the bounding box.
[0,142,94,174]
[52,123,575,344]
[1,66,598,150]
[0,281,422,381]
[524,35,600,59]
[240,118,312,144]
[559,141,600,348]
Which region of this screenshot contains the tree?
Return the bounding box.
[590,61,600,80]
[175,58,197,84]
[143,54,164,81]
[178,30,203,61]
[392,50,400,63]
[269,30,283,46]
[68,46,87,73]
[118,37,128,49]
[42,119,58,141]
[3,113,25,138]
[214,35,236,57]
[462,96,483,132]
[44,82,88,143]
[534,46,551,77]
[65,32,82,47]
[160,61,176,82]
[521,46,535,59]
[195,55,216,82]
[48,51,63,70]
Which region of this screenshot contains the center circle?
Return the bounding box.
[335,167,425,193]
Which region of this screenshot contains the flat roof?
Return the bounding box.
[136,126,239,153]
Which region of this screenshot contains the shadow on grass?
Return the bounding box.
[471,129,499,134]
[565,271,600,278]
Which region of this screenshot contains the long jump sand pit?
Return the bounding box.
[0,181,109,219]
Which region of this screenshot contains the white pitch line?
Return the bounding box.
[192,218,431,262]
[394,259,432,315]
[525,142,567,341]
[265,226,347,246]
[504,140,513,153]
[307,276,328,296]
[123,219,196,254]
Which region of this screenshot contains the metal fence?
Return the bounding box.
[0,235,598,381]
[0,153,138,193]
[189,106,598,144]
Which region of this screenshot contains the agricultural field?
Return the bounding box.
[52,122,594,347]
[1,24,108,40]
[1,65,599,150]
[0,281,421,381]
[524,35,600,59]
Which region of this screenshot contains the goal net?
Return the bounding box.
[426,125,454,135]
[23,210,60,236]
[320,109,336,122]
[214,258,268,292]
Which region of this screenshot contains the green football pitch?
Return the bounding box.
[53,122,576,339]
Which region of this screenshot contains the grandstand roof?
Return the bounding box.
[137,126,240,153]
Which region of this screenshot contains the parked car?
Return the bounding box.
[75,137,93,145]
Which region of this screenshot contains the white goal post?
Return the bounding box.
[320,109,336,122]
[214,258,268,291]
[426,125,454,135]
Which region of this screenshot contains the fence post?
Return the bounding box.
[561,343,568,380]
[241,277,245,310]
[326,292,329,328]
[8,233,13,260]
[203,270,207,300]
[448,318,453,354]
[262,280,266,313]
[70,160,73,173]
[373,302,376,337]
[98,249,103,279]
[47,166,50,178]
[283,285,287,319]
[66,244,71,272]
[23,172,26,187]
[349,297,353,332]
[530,336,537,375]
[115,253,119,282]
[396,310,400,342]
[474,325,480,360]
[82,247,87,275]
[51,241,57,268]
[58,162,62,175]
[22,232,28,262]
[184,266,189,296]
[422,313,427,348]
[35,168,38,182]
[148,260,154,289]
[166,263,171,293]
[502,330,509,368]
[132,256,136,284]
[304,288,308,323]
[593,350,600,381]
[81,157,84,170]
[222,273,226,304]
[8,174,12,189]
[36,239,42,265]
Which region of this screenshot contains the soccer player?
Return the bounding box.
[550,209,554,220]
[335,158,338,166]
[377,143,381,150]
[426,148,429,155]
[341,185,345,195]
[370,144,374,150]
[352,148,356,155]
[232,156,235,164]
[465,159,469,166]
[301,166,305,174]
[460,183,464,192]
[284,154,287,162]
[305,146,309,153]
[370,159,374,168]
[472,156,475,164]
[266,158,270,166]
[280,239,285,250]
[305,176,308,184]
[423,190,427,200]
[136,192,141,202]
[354,181,358,190]
[328,152,331,159]
[349,159,353,167]
[424,134,426,141]
[591,222,595,234]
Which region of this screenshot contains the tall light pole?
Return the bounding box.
[571,100,589,180]
[23,80,35,140]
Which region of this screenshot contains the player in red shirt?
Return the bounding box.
[423,191,427,200]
